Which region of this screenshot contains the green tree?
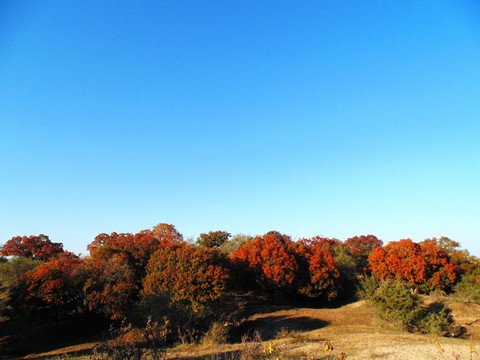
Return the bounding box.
[196,231,231,248]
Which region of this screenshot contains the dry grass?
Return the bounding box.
[8,297,480,360]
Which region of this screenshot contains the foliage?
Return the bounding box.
[294,237,340,300]
[84,253,138,320]
[92,317,170,360]
[231,232,298,292]
[85,223,185,320]
[8,255,87,324]
[0,234,65,261]
[357,274,381,300]
[87,223,183,276]
[421,237,480,276]
[367,278,426,331]
[453,268,480,303]
[362,278,460,336]
[345,234,382,272]
[197,230,231,248]
[143,244,231,313]
[220,233,253,255]
[368,238,457,292]
[201,321,229,345]
[0,257,43,289]
[419,304,461,337]
[152,223,184,244]
[0,257,44,314]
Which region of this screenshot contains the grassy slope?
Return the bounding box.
[6,297,480,360]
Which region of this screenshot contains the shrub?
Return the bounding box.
[418,305,460,337]
[357,275,381,301]
[201,321,229,345]
[453,269,480,303]
[369,278,426,332]
[362,278,460,336]
[92,317,170,360]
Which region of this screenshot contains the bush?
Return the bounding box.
[453,270,480,303]
[418,305,460,337]
[362,278,460,336]
[357,275,381,301]
[369,279,425,332]
[92,317,170,360]
[201,321,229,345]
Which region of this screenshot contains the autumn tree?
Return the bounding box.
[293,237,340,300]
[368,239,456,292]
[421,237,479,275]
[87,223,184,280]
[152,223,184,244]
[0,257,43,314]
[8,255,87,325]
[83,253,137,320]
[231,231,298,293]
[1,235,65,261]
[84,223,183,320]
[143,243,231,313]
[345,235,382,273]
[196,231,231,248]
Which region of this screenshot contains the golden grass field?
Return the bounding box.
[5,296,480,360]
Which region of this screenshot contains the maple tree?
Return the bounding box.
[1,234,65,261]
[368,239,456,292]
[143,243,231,313]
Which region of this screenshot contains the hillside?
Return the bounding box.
[13,297,480,360]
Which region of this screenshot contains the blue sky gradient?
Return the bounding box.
[1,1,479,256]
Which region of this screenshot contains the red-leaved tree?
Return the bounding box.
[368,239,456,292]
[294,237,340,300]
[231,231,298,292]
[1,235,65,261]
[83,253,137,320]
[10,255,86,325]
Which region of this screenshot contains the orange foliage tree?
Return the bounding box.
[143,243,231,312]
[294,237,340,300]
[368,239,456,292]
[83,253,137,320]
[231,231,298,292]
[10,255,87,324]
[84,223,184,319]
[1,234,65,261]
[421,237,479,275]
[87,223,183,277]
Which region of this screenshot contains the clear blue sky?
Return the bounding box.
[1,1,479,256]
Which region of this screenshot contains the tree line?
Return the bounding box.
[1,224,479,331]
